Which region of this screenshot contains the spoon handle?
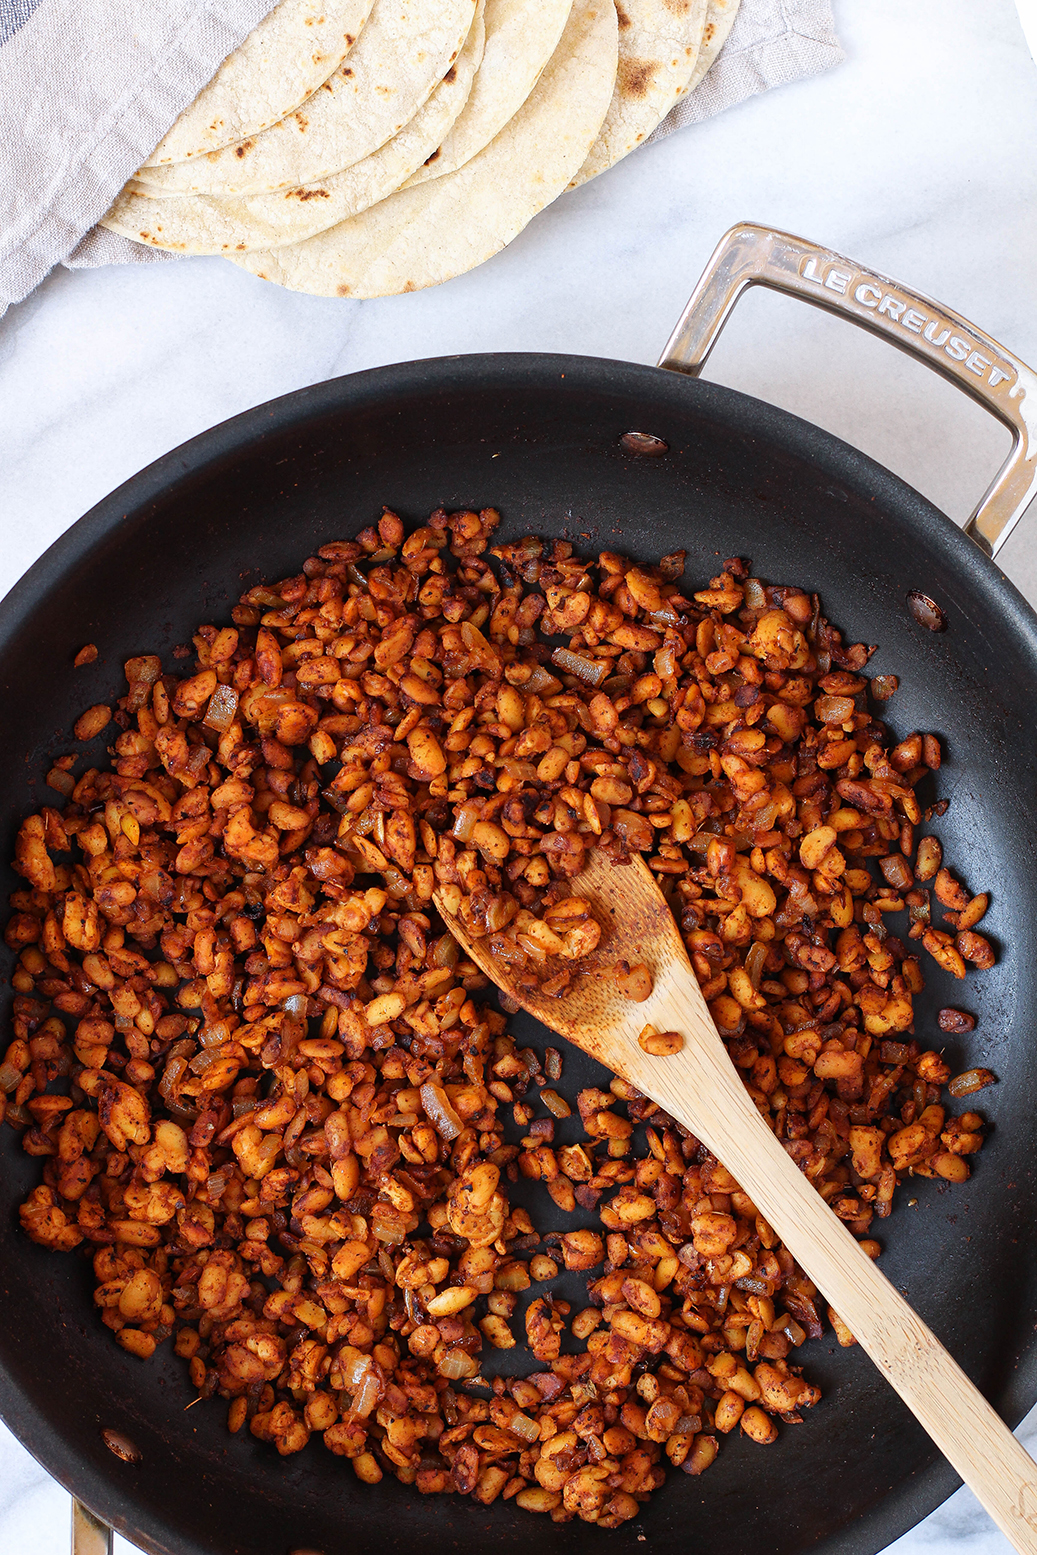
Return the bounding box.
[630,978,1037,1554]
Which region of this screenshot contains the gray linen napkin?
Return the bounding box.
[0,0,841,314]
[648,0,843,140]
[0,0,281,310]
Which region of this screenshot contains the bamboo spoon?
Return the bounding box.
[436,851,1037,1553]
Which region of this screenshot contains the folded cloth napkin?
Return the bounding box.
[647,0,843,140]
[0,0,842,315]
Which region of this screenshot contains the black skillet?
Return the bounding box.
[3,224,1037,1555]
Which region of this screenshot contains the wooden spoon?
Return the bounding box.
[437,851,1037,1553]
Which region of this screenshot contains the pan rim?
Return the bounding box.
[3,351,1036,657]
[1,348,1034,1555]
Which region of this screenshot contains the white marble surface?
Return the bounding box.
[3,0,1037,1549]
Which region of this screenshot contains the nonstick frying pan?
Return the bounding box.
[3,224,1037,1555]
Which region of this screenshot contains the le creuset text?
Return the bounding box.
[798,255,1015,393]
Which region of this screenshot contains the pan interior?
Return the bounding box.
[1,354,1035,1555]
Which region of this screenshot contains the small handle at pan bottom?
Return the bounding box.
[72,1499,113,1555]
[658,222,1037,558]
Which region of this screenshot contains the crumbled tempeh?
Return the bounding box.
[2,509,994,1525]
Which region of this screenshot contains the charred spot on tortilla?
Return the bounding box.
[618,57,657,98]
[225,0,617,295]
[234,141,254,158]
[444,65,457,82]
[141,0,377,167]
[287,186,331,200]
[336,283,351,295]
[663,0,692,13]
[616,3,631,24]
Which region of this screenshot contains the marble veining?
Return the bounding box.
[2,0,1037,1548]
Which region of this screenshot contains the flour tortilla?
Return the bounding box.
[102,10,484,255]
[231,0,617,298]
[403,0,571,188]
[144,0,376,166]
[684,0,740,95]
[570,0,707,187]
[135,0,479,198]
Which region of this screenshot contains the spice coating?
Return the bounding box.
[3,506,994,1524]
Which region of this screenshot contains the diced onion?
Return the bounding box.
[510,1412,541,1443]
[947,1068,996,1097]
[0,1062,23,1094]
[420,1081,463,1141]
[351,1369,382,1418]
[744,942,769,991]
[437,1349,479,1380]
[495,1262,531,1292]
[816,695,855,724]
[452,802,480,843]
[203,683,239,734]
[371,1204,412,1244]
[198,1020,231,1048]
[550,647,609,688]
[523,665,563,696]
[340,1347,372,1388]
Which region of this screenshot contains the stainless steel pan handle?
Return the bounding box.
[658,222,1037,558]
[72,1499,112,1555]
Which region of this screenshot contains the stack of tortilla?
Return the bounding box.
[102,0,740,298]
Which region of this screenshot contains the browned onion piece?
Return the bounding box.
[438,1349,479,1380]
[203,683,239,733]
[420,1080,463,1140]
[816,695,855,724]
[352,1368,383,1418]
[0,1062,23,1094]
[495,1263,532,1292]
[451,802,480,843]
[550,647,609,687]
[510,1411,541,1442]
[947,1068,996,1097]
[523,663,564,696]
[744,941,769,991]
